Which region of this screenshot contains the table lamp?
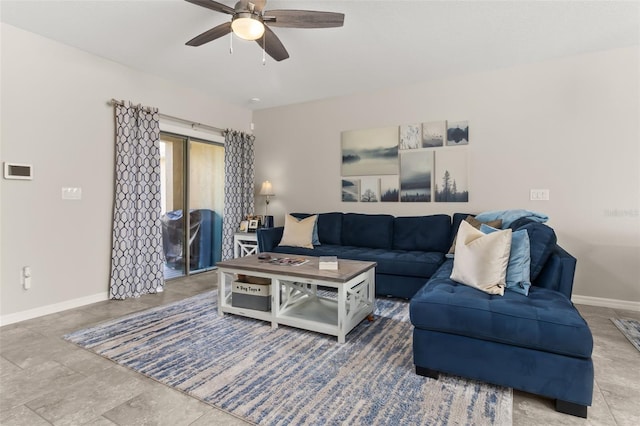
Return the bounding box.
[259,180,275,228]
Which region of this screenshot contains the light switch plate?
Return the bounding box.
[62,187,82,200]
[530,189,550,201]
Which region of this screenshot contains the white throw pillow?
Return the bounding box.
[450,220,512,295]
[278,214,318,249]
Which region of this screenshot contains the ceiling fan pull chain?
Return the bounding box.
[229,33,233,55]
[262,36,266,65]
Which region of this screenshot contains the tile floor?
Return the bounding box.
[1,271,638,425]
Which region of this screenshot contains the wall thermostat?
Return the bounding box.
[3,162,33,180]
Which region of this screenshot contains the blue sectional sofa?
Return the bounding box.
[257,211,594,417]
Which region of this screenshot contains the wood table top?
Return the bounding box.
[216,253,376,283]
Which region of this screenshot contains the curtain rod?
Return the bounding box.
[108,98,224,135]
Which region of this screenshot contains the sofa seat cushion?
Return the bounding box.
[271,244,339,257]
[410,261,593,359]
[272,245,444,278]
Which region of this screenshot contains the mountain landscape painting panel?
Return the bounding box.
[341,127,400,176]
[447,121,469,146]
[435,149,469,202]
[400,150,433,202]
[342,179,360,202]
[422,120,446,148]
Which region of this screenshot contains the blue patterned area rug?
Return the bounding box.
[65,291,512,425]
[611,318,640,352]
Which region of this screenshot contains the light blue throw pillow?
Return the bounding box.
[311,219,320,246]
[475,209,548,228]
[480,224,532,295]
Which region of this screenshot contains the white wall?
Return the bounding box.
[0,24,252,322]
[253,46,640,304]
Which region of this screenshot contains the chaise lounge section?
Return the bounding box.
[410,226,594,417]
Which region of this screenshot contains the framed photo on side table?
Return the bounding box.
[248,219,259,232]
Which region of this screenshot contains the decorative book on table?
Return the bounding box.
[267,257,309,266]
[319,256,338,270]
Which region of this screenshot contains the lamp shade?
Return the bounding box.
[259,180,274,196]
[231,14,265,41]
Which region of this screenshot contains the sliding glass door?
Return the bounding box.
[188,140,224,273]
[160,134,186,279]
[159,132,224,280]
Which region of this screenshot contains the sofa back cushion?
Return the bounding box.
[451,213,473,245]
[317,212,344,245]
[342,213,394,249]
[533,245,576,297]
[393,214,452,252]
[291,212,343,245]
[510,219,557,281]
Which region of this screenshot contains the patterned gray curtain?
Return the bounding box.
[109,103,164,299]
[222,130,255,260]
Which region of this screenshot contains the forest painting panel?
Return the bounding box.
[435,149,469,202]
[380,175,399,202]
[422,121,446,148]
[400,151,433,202]
[342,179,360,202]
[447,121,469,146]
[360,177,380,202]
[399,124,421,150]
[341,127,399,176]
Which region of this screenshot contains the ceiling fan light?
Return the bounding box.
[231,14,265,41]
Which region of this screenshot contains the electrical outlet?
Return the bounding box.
[530,189,550,201]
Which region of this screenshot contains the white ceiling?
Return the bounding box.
[2,0,639,110]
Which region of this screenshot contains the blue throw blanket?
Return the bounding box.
[475,209,548,228]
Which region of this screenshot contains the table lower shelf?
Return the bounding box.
[222,294,273,323]
[220,293,372,342]
[279,296,338,326]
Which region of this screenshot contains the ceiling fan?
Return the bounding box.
[185,0,345,62]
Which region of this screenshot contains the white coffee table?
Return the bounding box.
[216,253,376,343]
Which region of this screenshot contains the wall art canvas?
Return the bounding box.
[380,175,399,202]
[399,124,421,150]
[400,151,433,202]
[447,121,469,146]
[435,149,469,202]
[341,179,360,202]
[360,177,380,202]
[341,127,399,176]
[422,121,446,148]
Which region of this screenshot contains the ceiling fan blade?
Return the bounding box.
[184,0,235,15]
[186,22,232,46]
[264,10,345,28]
[255,26,289,61]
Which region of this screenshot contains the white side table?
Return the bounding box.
[233,232,259,258]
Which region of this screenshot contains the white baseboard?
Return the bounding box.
[572,294,640,312]
[0,292,110,327]
[2,292,636,326]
